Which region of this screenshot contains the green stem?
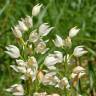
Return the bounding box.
[19,38,26,46]
[88,62,95,96]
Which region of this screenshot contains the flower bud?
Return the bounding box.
[64,36,72,48]
[53,35,64,47]
[32,4,43,16]
[37,71,44,82]
[69,26,80,38]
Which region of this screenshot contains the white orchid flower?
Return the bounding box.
[42,72,59,86]
[56,77,70,89]
[23,15,33,28]
[6,84,24,96]
[44,51,63,67]
[32,4,43,16]
[39,23,54,36]
[73,66,85,74]
[12,26,22,38]
[53,35,64,47]
[18,20,28,32]
[35,40,49,54]
[16,59,27,67]
[73,46,88,57]
[29,30,39,43]
[71,66,86,79]
[5,45,20,58]
[69,26,80,38]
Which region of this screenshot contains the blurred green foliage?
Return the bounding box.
[0,0,96,95]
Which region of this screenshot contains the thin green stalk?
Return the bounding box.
[88,62,95,96]
[75,57,82,94]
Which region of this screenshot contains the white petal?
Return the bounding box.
[53,35,63,47]
[32,4,43,16]
[69,26,80,38]
[39,23,54,36]
[12,26,22,38]
[10,65,19,72]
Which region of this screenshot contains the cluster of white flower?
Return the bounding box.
[10,56,38,81]
[6,84,24,96]
[5,4,88,96]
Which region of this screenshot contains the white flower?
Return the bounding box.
[6,84,24,96]
[73,66,85,74]
[10,65,26,73]
[71,72,85,79]
[20,67,37,81]
[71,73,77,79]
[12,26,22,38]
[18,20,28,32]
[39,23,54,36]
[42,72,59,86]
[44,54,58,66]
[10,60,27,72]
[24,57,38,81]
[32,4,43,16]
[23,16,33,28]
[29,30,39,43]
[71,66,86,79]
[78,72,86,78]
[10,57,38,81]
[27,68,37,80]
[27,56,38,69]
[56,77,70,89]
[5,45,20,58]
[16,59,27,67]
[53,35,64,47]
[54,51,63,63]
[44,51,63,67]
[33,92,47,96]
[35,40,49,54]
[69,26,80,38]
[17,66,27,73]
[73,46,88,57]
[23,57,38,81]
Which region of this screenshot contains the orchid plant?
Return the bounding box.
[5,4,89,96]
